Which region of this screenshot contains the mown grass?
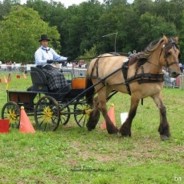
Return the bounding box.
[0,72,184,184]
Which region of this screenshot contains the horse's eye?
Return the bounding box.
[166,52,171,57]
[178,53,181,59]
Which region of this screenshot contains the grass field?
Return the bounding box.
[0,72,184,184]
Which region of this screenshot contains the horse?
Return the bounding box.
[85,36,181,140]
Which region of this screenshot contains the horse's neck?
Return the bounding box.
[143,49,163,74]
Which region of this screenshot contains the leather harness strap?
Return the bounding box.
[90,54,164,96]
[90,57,100,79]
[122,61,131,95]
[122,60,164,95]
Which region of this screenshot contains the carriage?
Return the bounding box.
[1,36,181,140]
[1,66,91,131]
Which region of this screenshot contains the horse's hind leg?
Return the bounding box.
[119,96,140,137]
[86,96,100,131]
[152,93,170,140]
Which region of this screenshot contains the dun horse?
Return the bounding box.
[86,36,181,140]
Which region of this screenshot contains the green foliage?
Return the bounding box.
[79,45,98,62]
[0,5,60,63]
[138,12,177,48]
[61,1,104,58]
[0,0,184,62]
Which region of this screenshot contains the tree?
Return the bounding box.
[78,44,97,62]
[0,5,60,63]
[0,0,12,20]
[138,12,177,50]
[60,1,103,59]
[178,10,184,61]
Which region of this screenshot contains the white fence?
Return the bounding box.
[0,63,87,78]
[62,67,87,77]
[1,63,184,88]
[179,74,184,89]
[0,64,36,72]
[164,74,184,89]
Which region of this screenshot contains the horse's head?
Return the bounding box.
[160,36,181,78]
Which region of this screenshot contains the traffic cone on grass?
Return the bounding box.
[100,104,116,130]
[19,106,35,133]
[3,76,8,83]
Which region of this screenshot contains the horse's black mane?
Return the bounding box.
[108,37,179,68]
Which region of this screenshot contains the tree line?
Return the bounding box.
[0,0,184,63]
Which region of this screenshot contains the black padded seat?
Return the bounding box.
[30,67,48,92]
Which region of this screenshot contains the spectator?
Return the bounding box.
[179,63,183,73]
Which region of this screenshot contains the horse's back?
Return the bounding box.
[87,53,128,79]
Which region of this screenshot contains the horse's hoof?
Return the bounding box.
[160,135,170,141]
[107,127,119,134]
[87,127,94,131]
[119,128,131,137]
[87,123,96,131]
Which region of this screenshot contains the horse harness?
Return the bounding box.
[122,39,179,95]
[89,53,164,95]
[160,38,180,68]
[122,55,164,95]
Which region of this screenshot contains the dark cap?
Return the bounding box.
[39,34,50,42]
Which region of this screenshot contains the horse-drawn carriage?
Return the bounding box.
[1,66,91,131]
[1,36,181,140]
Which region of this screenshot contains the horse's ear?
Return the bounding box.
[162,35,168,43]
[174,36,179,44]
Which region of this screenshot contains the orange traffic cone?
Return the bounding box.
[23,73,27,79]
[101,104,116,129]
[3,76,8,83]
[19,106,35,133]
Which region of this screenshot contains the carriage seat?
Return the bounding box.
[29,66,49,92]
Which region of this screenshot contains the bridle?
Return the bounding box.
[160,39,180,68]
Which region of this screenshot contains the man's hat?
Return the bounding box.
[39,34,50,42]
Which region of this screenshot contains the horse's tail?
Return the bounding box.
[85,77,94,105]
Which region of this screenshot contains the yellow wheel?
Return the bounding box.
[74,100,92,127]
[1,101,20,128]
[34,96,60,131]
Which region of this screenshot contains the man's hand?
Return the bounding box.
[47,60,54,64]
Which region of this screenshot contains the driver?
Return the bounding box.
[34,34,70,94]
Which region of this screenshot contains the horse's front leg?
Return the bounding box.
[97,89,118,134]
[152,93,170,140]
[119,96,140,137]
[100,101,119,134]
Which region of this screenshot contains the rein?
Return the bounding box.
[90,54,164,96]
[89,38,179,96]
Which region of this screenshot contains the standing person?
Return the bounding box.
[34,34,70,95]
[179,63,183,73]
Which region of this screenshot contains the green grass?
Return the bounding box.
[0,72,184,183]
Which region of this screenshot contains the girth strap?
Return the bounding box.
[122,60,164,95]
[122,61,131,95]
[127,73,164,84]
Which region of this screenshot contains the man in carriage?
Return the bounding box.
[34,34,71,94]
